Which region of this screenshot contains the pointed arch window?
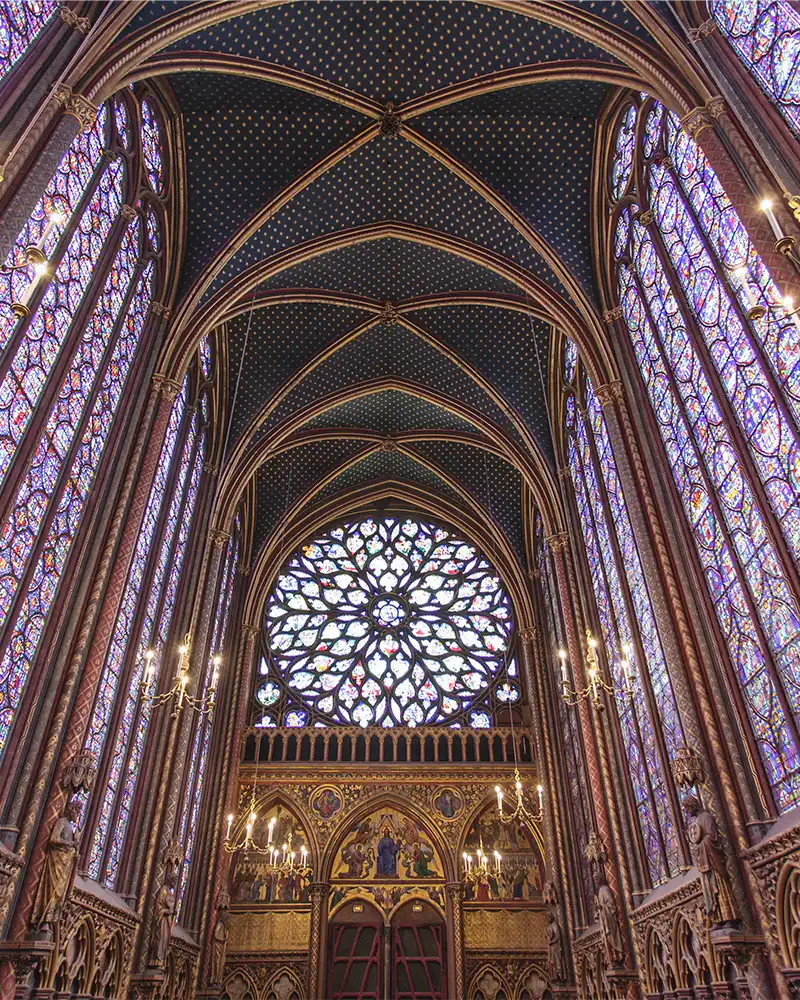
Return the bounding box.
[0,89,167,755]
[709,0,800,138]
[608,96,800,813]
[177,514,240,914]
[534,514,594,919]
[89,386,206,888]
[563,357,684,885]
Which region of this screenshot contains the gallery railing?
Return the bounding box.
[240,726,533,766]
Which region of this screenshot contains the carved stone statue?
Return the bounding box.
[210,889,230,984]
[682,793,738,928]
[596,877,625,968]
[546,906,565,982]
[29,796,81,938]
[149,862,178,968]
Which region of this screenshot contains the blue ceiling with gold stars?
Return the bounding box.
[124,0,663,571]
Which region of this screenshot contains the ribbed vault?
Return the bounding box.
[80,0,715,600]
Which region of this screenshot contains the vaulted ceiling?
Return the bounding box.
[109,0,695,596]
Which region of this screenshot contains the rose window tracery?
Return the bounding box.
[258,516,518,728]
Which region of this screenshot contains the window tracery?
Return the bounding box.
[0,91,167,756]
[259,516,519,729]
[710,0,800,137]
[177,513,240,913]
[608,95,800,813]
[563,359,683,884]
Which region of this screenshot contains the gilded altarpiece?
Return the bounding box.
[220,748,546,1000]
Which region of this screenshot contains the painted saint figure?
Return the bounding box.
[30,796,81,938]
[682,793,738,928]
[376,828,401,877]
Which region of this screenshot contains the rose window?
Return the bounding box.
[258,516,519,728]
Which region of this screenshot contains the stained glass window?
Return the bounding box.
[260,516,518,728]
[0,90,169,756]
[610,103,636,200]
[710,0,800,137]
[177,522,240,913]
[200,336,212,380]
[608,96,800,812]
[0,0,57,84]
[565,386,682,884]
[141,100,164,194]
[535,515,594,920]
[91,415,204,887]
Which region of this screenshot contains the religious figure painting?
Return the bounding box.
[332,808,443,882]
[229,805,312,905]
[462,805,543,904]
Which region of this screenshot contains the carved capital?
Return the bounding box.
[584,831,608,866]
[150,301,172,319]
[638,209,654,226]
[308,882,329,901]
[59,6,90,33]
[379,103,402,138]
[210,528,230,548]
[203,463,220,478]
[546,532,569,553]
[671,744,705,789]
[688,18,717,42]
[680,98,727,139]
[54,84,98,131]
[602,306,622,324]
[519,627,538,644]
[242,623,260,638]
[152,373,181,401]
[120,204,137,221]
[594,381,625,408]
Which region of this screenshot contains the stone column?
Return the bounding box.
[308,882,330,1000]
[445,882,464,1000]
[594,378,755,858]
[682,98,800,301]
[0,88,98,260]
[199,622,260,987]
[7,374,180,938]
[545,535,619,899]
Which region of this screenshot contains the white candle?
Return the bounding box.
[17,262,48,309]
[226,814,233,841]
[34,210,64,253]
[537,784,544,814]
[760,198,785,240]
[495,785,503,813]
[282,843,288,863]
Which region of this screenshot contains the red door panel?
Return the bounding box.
[328,923,382,1000]
[392,923,446,1000]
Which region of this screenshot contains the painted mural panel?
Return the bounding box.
[230,805,312,905]
[462,806,543,904]
[332,807,444,883]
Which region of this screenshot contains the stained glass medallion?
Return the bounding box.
[610,103,636,200]
[261,516,516,727]
[140,99,164,194]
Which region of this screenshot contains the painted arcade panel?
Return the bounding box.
[230,804,312,905]
[462,804,543,905]
[329,806,446,918]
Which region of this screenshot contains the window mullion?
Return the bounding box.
[0,220,140,664]
[99,416,198,884]
[644,183,800,594]
[625,259,800,791]
[101,422,203,887]
[0,148,107,374]
[662,151,800,440]
[570,422,671,884]
[80,397,191,878]
[581,396,688,871]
